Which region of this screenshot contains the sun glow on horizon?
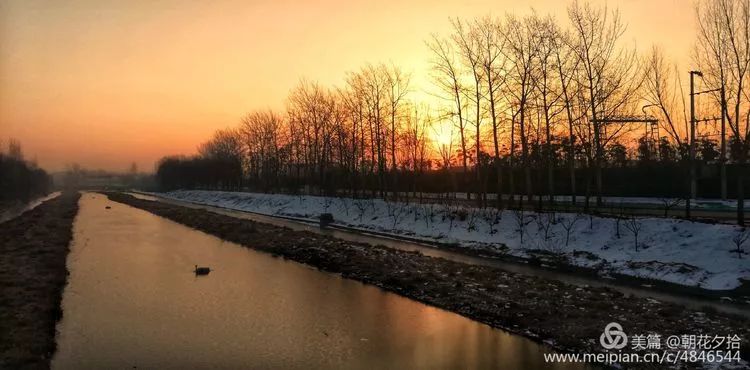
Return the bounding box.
[430,120,454,148]
[0,0,696,172]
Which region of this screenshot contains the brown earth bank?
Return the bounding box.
[104,192,749,369]
[0,192,80,370]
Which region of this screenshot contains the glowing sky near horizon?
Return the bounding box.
[0,0,692,172]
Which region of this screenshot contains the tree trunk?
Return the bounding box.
[496,162,503,209]
[509,119,516,208]
[739,148,747,226]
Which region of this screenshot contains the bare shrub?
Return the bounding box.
[623,216,643,251]
[482,208,502,234]
[354,198,370,222]
[443,205,456,232]
[466,208,479,232]
[536,213,554,241]
[512,209,529,244]
[422,204,436,228]
[560,213,583,247]
[732,228,750,259]
[659,197,682,217]
[338,197,350,216]
[386,201,408,230]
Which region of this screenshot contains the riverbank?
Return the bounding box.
[106,192,749,367]
[0,192,80,369]
[148,190,750,291]
[0,192,62,224]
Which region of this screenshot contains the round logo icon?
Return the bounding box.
[600,322,628,350]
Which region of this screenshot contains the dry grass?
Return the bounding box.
[0,193,80,369]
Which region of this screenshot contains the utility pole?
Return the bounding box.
[720,84,727,200]
[687,71,702,219]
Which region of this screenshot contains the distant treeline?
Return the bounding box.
[58,163,153,191]
[156,156,242,191]
[0,140,51,204]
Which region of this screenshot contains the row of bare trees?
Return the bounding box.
[426,3,645,210]
[156,0,750,224]
[0,139,51,203]
[694,0,750,224]
[230,65,424,197]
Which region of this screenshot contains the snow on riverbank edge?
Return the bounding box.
[153,190,750,291]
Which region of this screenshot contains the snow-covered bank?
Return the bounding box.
[154,190,750,290]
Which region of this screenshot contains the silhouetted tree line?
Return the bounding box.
[156,129,750,200]
[156,130,243,190]
[155,0,750,224]
[0,139,51,204]
[156,156,242,191]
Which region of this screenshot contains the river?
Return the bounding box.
[127,191,749,318]
[52,193,582,369]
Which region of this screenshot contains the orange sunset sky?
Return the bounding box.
[1,0,692,173]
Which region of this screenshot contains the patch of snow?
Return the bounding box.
[153,190,750,290]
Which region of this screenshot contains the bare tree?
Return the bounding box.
[568,1,643,207]
[452,18,487,206]
[644,47,685,146]
[386,200,408,229]
[732,227,750,258]
[623,216,643,251]
[198,128,245,189]
[502,14,539,206]
[428,35,471,200]
[482,207,502,234]
[553,26,582,206]
[512,208,528,244]
[240,111,285,190]
[659,197,683,217]
[535,212,555,241]
[403,103,430,201]
[695,0,750,225]
[560,213,583,247]
[287,80,338,194]
[383,64,411,200]
[531,15,566,207]
[476,16,508,208]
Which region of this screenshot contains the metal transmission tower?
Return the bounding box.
[590,113,659,206]
[591,115,660,154]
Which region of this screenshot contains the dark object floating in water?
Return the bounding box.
[194,265,211,275]
[319,213,334,228]
[105,206,111,209]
